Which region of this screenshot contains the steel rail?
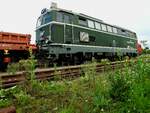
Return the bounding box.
[0,61,126,88]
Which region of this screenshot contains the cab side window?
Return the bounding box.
[43,14,51,24]
[107,26,113,32]
[79,17,87,26]
[101,24,107,31]
[57,12,71,24]
[95,22,101,30]
[56,12,63,22]
[88,20,95,28]
[112,27,118,34]
[64,15,71,23]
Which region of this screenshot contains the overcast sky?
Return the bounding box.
[0,0,149,47]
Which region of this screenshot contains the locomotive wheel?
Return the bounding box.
[73,55,80,65]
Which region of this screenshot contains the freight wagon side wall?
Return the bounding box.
[0,32,31,44]
[0,50,4,69]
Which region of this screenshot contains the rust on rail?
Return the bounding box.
[0,61,125,88]
[0,106,16,113]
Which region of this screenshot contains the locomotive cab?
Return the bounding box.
[36,9,53,46]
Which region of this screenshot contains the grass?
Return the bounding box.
[0,55,150,113]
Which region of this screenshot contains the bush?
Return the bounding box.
[1,55,150,113]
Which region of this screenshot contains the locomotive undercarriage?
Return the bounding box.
[37,43,137,67]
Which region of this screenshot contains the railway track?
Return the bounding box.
[0,61,124,88]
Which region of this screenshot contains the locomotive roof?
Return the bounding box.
[46,7,135,33]
[50,7,103,23]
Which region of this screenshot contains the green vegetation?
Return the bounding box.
[0,55,150,113]
[142,48,150,54]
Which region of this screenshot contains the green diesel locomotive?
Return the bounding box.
[36,3,137,65]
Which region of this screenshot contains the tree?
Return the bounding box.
[140,40,148,49]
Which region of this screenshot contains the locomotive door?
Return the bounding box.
[65,25,73,44]
[63,14,73,44]
[112,40,116,47]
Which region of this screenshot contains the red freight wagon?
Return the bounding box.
[0,32,36,70]
[136,43,143,55]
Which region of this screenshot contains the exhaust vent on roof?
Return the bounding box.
[51,2,58,9]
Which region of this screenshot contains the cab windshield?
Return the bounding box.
[36,12,51,28]
[36,17,42,28]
